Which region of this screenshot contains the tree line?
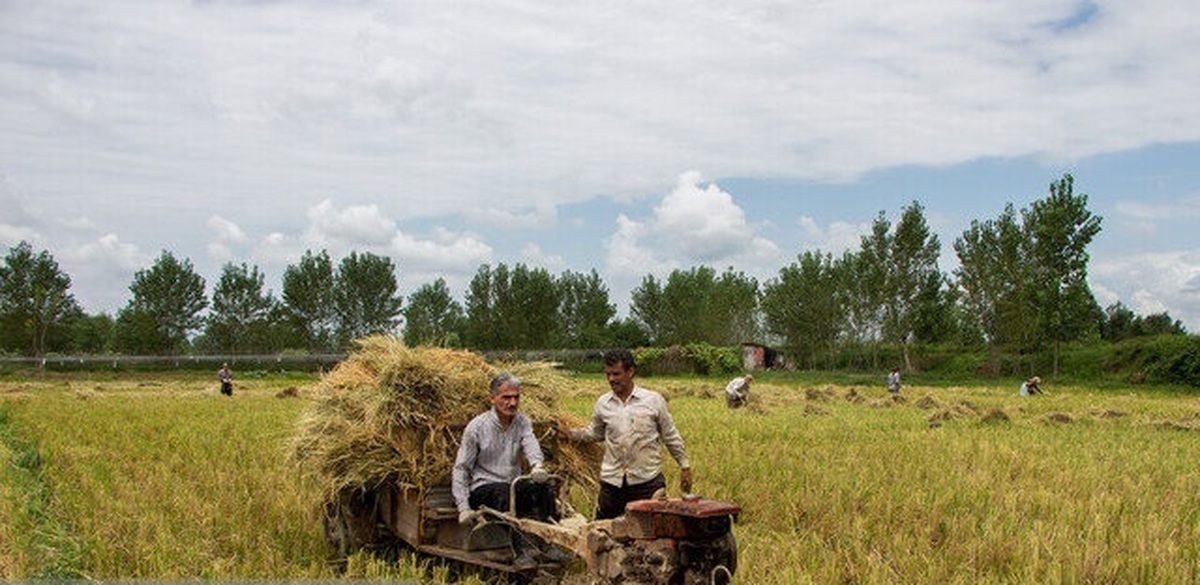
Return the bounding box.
[0,174,1187,371]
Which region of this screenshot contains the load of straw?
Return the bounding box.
[291,335,602,502]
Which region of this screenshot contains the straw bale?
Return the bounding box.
[292,336,601,501]
[913,395,942,410]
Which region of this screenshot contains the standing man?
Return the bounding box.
[725,374,753,408]
[452,372,555,542]
[218,363,233,397]
[886,367,902,394]
[558,349,692,520]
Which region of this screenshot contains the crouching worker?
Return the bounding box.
[453,372,557,568]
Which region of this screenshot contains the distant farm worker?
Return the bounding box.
[725,374,753,408]
[453,372,556,567]
[1019,376,1043,396]
[557,349,692,520]
[218,363,233,396]
[887,367,902,394]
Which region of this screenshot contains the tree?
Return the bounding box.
[463,263,560,350]
[953,204,1035,348]
[506,264,559,349]
[0,241,82,356]
[332,251,403,346]
[630,267,759,347]
[1101,302,1137,342]
[607,316,652,349]
[884,202,948,370]
[402,278,464,347]
[630,274,666,344]
[464,264,502,349]
[72,312,114,354]
[205,262,276,354]
[850,214,892,365]
[116,250,207,354]
[709,268,761,345]
[557,269,616,349]
[1102,302,1187,341]
[762,250,844,368]
[1134,312,1186,336]
[1024,173,1103,374]
[281,249,337,353]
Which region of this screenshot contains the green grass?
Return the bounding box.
[3,373,1200,582]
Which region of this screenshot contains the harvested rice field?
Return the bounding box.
[3,342,1200,583]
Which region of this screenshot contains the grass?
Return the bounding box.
[2,371,1200,582]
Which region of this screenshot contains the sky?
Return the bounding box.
[2,0,1199,332]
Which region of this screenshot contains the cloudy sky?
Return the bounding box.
[2,0,1199,331]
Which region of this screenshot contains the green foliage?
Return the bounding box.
[401,278,464,347]
[281,249,337,353]
[606,317,651,350]
[333,251,403,346]
[1106,335,1200,386]
[0,241,82,357]
[631,267,759,347]
[633,343,741,376]
[556,269,616,349]
[1102,302,1188,341]
[463,263,565,350]
[116,250,208,354]
[762,251,843,365]
[204,262,278,354]
[70,313,114,354]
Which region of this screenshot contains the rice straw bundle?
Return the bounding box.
[291,336,601,501]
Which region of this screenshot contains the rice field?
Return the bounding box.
[2,370,1200,583]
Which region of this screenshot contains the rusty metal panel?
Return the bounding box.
[625,497,741,518]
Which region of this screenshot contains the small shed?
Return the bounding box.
[741,342,782,370]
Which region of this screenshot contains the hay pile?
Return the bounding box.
[291,336,601,501]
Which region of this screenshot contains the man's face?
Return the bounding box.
[604,362,635,395]
[491,382,521,418]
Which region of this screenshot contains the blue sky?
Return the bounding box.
[1,1,1198,331]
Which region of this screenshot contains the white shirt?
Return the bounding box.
[452,409,544,514]
[725,377,750,399]
[570,385,689,487]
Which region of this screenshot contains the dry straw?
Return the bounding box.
[291,335,601,501]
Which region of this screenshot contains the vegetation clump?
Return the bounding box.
[290,335,601,501]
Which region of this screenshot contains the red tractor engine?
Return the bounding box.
[585,497,740,585]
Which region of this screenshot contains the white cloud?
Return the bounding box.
[1091,250,1200,330]
[464,203,559,230]
[2,1,1199,327]
[206,215,249,262]
[389,230,492,273]
[207,215,248,245]
[521,243,565,272]
[603,172,781,306]
[305,200,398,246]
[57,234,148,313]
[653,171,758,261]
[796,216,869,256]
[1113,193,1200,237]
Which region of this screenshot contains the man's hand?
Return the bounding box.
[530,463,550,483]
[680,467,693,494]
[458,509,479,525]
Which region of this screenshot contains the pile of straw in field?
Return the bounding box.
[291,336,601,500]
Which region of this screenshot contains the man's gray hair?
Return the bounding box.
[489,371,521,395]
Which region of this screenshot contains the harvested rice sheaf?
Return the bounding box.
[291,335,602,501]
